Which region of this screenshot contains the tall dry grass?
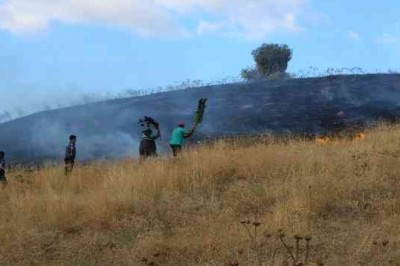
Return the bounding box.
[1,125,400,265]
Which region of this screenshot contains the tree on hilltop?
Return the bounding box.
[241,43,292,81]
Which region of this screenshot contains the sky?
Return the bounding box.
[0,0,399,116]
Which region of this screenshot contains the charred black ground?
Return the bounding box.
[1,74,400,163]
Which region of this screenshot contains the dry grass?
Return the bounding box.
[1,125,400,265]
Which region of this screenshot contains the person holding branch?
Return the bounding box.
[169,122,196,157]
[169,98,207,157]
[138,116,161,159]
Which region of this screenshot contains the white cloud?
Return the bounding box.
[376,33,397,44]
[0,0,186,37]
[197,21,225,35]
[0,0,310,39]
[347,30,360,41]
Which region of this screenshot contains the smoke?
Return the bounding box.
[0,87,115,123]
[30,120,67,158]
[1,74,400,163]
[30,119,137,161]
[79,132,137,160]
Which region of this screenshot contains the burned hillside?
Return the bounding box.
[0,74,399,163]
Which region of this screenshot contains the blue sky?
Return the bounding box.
[0,0,399,115]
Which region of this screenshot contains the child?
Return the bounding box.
[64,135,77,175]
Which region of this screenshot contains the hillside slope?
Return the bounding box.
[1,125,400,265]
[1,74,400,162]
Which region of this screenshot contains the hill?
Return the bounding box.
[1,74,400,163]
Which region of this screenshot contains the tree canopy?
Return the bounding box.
[241,43,292,80]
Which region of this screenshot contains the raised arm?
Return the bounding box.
[153,128,161,140]
[183,125,197,138]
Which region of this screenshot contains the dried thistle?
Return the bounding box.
[305,236,311,265]
[295,235,302,262]
[253,222,261,227]
[294,235,303,241]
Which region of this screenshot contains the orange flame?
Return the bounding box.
[353,132,366,141]
[315,136,330,144]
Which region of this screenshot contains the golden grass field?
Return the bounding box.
[1,125,400,265]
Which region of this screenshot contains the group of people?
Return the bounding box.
[139,122,197,158]
[0,122,197,186]
[61,122,196,176]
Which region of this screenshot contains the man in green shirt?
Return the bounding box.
[169,122,196,156]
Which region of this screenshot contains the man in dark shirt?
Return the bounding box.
[139,128,160,159]
[0,151,7,189]
[64,135,77,175]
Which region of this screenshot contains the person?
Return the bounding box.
[169,122,196,157]
[64,135,77,175]
[0,151,7,189]
[139,127,160,159]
